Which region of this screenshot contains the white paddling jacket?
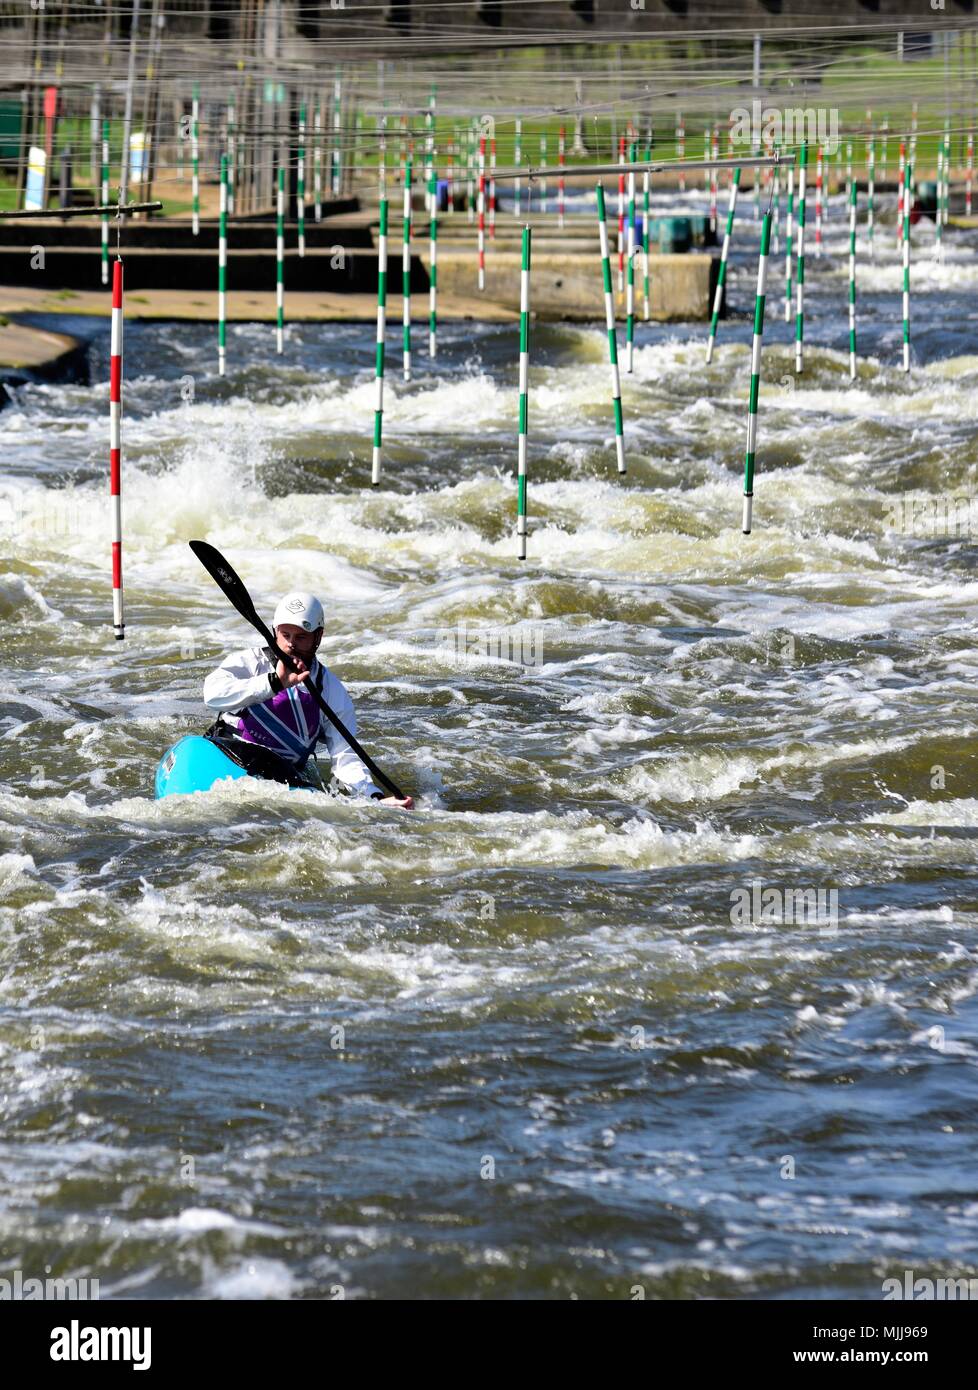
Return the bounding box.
[203,645,383,798]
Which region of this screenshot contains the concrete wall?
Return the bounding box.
[429,248,718,321]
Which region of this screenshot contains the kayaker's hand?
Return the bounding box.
[378,795,414,809]
[277,657,308,688]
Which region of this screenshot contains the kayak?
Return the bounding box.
[153,733,327,800]
[155,735,250,799]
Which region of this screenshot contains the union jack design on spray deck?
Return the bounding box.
[236,669,325,765]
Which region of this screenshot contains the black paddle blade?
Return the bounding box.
[189,540,267,638]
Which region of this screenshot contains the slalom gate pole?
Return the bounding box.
[596,182,626,476]
[617,135,625,292]
[967,130,973,218]
[516,224,531,559]
[784,164,793,324]
[558,125,566,228]
[191,84,200,236]
[218,152,227,376]
[100,120,109,285]
[814,145,823,258]
[847,170,857,380]
[867,136,875,258]
[707,164,740,364]
[795,144,807,374]
[477,137,486,289]
[110,257,124,639]
[903,159,912,373]
[642,142,651,321]
[314,101,322,222]
[626,141,636,372]
[297,105,306,257]
[276,162,285,355]
[742,209,771,535]
[371,191,388,487]
[489,136,496,240]
[403,157,412,380]
[428,154,438,357]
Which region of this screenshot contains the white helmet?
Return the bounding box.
[273,591,325,632]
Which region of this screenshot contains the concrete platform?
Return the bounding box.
[0,318,89,402]
[0,244,718,322]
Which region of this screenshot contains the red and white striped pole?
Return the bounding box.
[489,136,496,240]
[110,258,124,640]
[617,136,625,292]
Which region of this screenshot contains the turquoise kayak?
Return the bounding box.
[155,734,326,800]
[155,735,250,799]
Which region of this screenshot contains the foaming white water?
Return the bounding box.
[865,798,978,827]
[859,251,978,293]
[623,732,918,804]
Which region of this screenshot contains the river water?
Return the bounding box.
[2,190,977,1299]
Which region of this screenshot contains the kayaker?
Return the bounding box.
[203,591,414,808]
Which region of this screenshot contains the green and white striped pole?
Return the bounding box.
[403,158,412,381]
[372,193,388,487]
[902,159,911,373]
[867,137,875,259]
[742,210,772,535]
[794,145,807,374]
[100,119,109,285]
[314,102,322,221]
[784,164,793,324]
[428,156,438,357]
[514,118,522,216]
[227,97,236,216]
[596,183,626,476]
[297,105,306,258]
[707,165,740,364]
[276,162,285,355]
[642,143,651,321]
[191,84,200,237]
[847,172,857,380]
[626,142,636,373]
[516,225,531,559]
[218,153,228,376]
[772,156,780,254]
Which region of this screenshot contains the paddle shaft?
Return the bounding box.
[189,541,406,800]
